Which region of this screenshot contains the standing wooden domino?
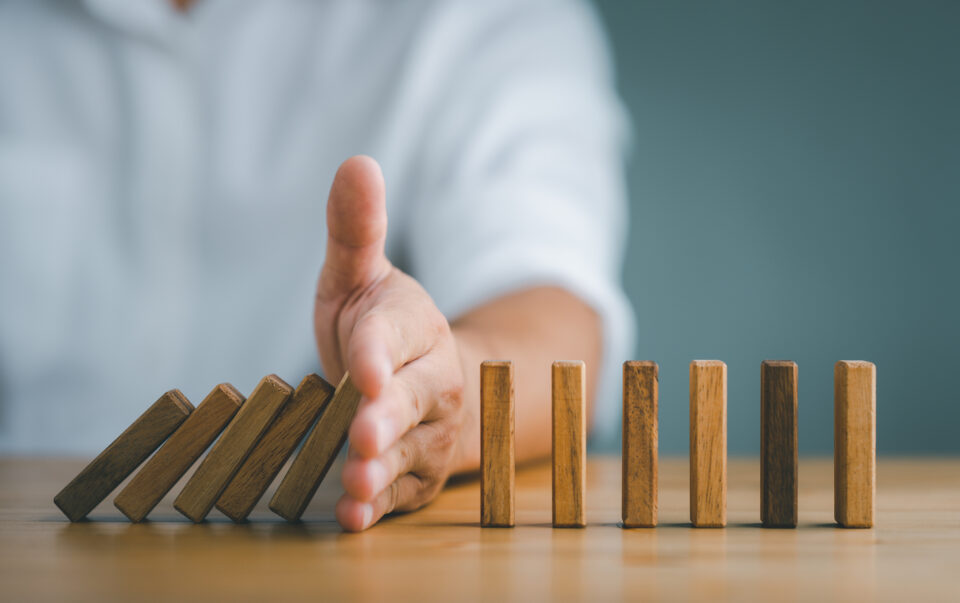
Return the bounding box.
[114,383,244,522]
[216,374,334,522]
[552,361,586,528]
[622,361,658,528]
[761,360,798,528]
[481,361,515,528]
[834,360,876,528]
[689,360,727,528]
[53,390,193,522]
[269,373,362,521]
[174,375,291,522]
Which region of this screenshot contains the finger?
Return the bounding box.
[317,155,391,300]
[348,349,457,458]
[335,474,422,532]
[341,431,416,502]
[344,292,445,398]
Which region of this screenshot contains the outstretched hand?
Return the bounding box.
[314,156,465,531]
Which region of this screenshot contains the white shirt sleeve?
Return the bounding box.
[401,0,635,443]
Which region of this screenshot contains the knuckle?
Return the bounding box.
[402,380,424,426]
[430,420,458,454]
[396,438,414,473]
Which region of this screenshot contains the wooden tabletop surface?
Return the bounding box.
[1,456,957,601]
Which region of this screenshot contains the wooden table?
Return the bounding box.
[1,456,957,601]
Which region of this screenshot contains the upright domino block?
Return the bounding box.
[481,361,515,527]
[622,361,658,528]
[834,360,876,528]
[689,360,727,528]
[174,375,291,522]
[552,361,586,528]
[114,384,244,522]
[216,374,334,522]
[270,373,362,521]
[54,390,193,522]
[761,360,798,528]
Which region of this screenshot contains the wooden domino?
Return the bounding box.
[216,374,334,522]
[761,360,798,528]
[113,384,244,522]
[269,373,362,521]
[552,361,586,528]
[174,375,291,522]
[481,361,515,528]
[53,390,193,522]
[622,361,658,528]
[689,360,726,528]
[834,360,876,528]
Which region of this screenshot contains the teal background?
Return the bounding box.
[593,1,959,454]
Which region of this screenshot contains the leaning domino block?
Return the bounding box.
[54,390,193,522]
[114,384,244,522]
[269,373,362,521]
[174,375,291,522]
[216,374,334,522]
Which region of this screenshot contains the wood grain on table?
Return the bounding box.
[3,456,958,601]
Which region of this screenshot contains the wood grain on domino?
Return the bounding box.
[174,375,291,522]
[216,374,334,522]
[552,361,586,528]
[761,360,798,528]
[114,384,243,522]
[54,390,193,522]
[834,360,876,528]
[481,361,515,527]
[622,361,658,528]
[690,360,726,528]
[269,373,362,521]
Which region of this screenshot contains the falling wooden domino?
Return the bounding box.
[174,375,291,522]
[269,373,362,521]
[622,361,658,528]
[834,360,876,528]
[114,384,244,522]
[481,361,515,528]
[552,361,586,528]
[689,360,726,528]
[216,374,334,522]
[53,390,193,522]
[761,360,798,528]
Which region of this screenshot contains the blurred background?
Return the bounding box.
[1,1,957,457]
[594,0,959,454]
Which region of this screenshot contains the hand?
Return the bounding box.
[314,156,466,531]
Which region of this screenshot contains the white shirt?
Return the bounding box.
[0,0,633,453]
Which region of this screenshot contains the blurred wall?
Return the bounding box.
[593,0,959,454]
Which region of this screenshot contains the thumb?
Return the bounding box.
[318,155,391,299]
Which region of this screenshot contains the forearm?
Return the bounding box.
[450,286,603,474]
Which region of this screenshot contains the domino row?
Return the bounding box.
[54,373,362,523]
[481,360,876,529]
